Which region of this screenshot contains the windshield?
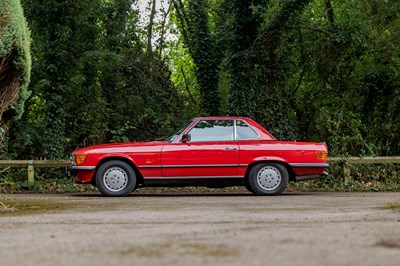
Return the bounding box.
[167,120,193,142]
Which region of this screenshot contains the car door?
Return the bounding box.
[161,119,239,177]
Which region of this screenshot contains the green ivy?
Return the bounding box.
[0,0,31,144]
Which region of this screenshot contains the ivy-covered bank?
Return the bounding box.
[0,0,31,143]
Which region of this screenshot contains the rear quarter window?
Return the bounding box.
[236,120,258,139]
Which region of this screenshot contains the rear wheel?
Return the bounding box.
[95,160,136,197]
[248,163,288,195]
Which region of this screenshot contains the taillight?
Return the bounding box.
[74,154,87,165]
[317,151,328,161]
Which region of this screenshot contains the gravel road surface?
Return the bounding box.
[1,191,400,266]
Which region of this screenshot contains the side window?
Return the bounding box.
[188,120,234,142]
[236,120,258,139]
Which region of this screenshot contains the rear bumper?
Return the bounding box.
[289,163,329,182]
[294,171,328,182]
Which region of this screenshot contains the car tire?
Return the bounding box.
[248,163,288,195]
[95,160,136,197]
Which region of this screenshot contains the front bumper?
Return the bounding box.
[68,166,96,175]
[69,166,96,183]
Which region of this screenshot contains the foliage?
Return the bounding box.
[216,0,309,140]
[288,162,400,192]
[1,0,400,169]
[289,0,400,155]
[4,0,192,162]
[0,172,96,194]
[167,39,201,113]
[172,0,221,115]
[221,0,261,118]
[0,0,31,144]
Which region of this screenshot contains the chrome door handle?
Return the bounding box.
[225,147,238,151]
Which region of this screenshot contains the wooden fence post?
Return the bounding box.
[27,160,34,184]
[343,161,350,183]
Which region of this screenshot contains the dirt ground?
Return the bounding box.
[1,191,400,266]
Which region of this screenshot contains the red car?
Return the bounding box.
[70,117,328,196]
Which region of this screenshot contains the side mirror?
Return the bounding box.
[181,133,191,143]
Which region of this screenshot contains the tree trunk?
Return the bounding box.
[158,1,172,57]
[147,0,157,54]
[324,0,335,26]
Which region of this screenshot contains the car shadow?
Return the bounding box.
[68,191,309,197]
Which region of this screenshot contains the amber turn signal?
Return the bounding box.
[316,151,328,161]
[75,154,87,165]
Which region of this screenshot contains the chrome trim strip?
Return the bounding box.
[145,176,244,179]
[289,163,329,168]
[139,165,162,168]
[139,164,239,169]
[233,120,237,141]
[70,166,96,171]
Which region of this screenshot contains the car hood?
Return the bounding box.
[73,141,167,154]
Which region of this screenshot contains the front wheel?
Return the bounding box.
[95,160,136,197]
[248,163,289,195]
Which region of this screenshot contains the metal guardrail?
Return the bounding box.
[0,157,400,184]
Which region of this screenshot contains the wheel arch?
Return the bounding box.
[92,156,144,187]
[245,160,296,182]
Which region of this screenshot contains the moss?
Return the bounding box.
[0,198,71,216]
[380,202,400,210]
[0,0,31,123]
[111,242,239,257]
